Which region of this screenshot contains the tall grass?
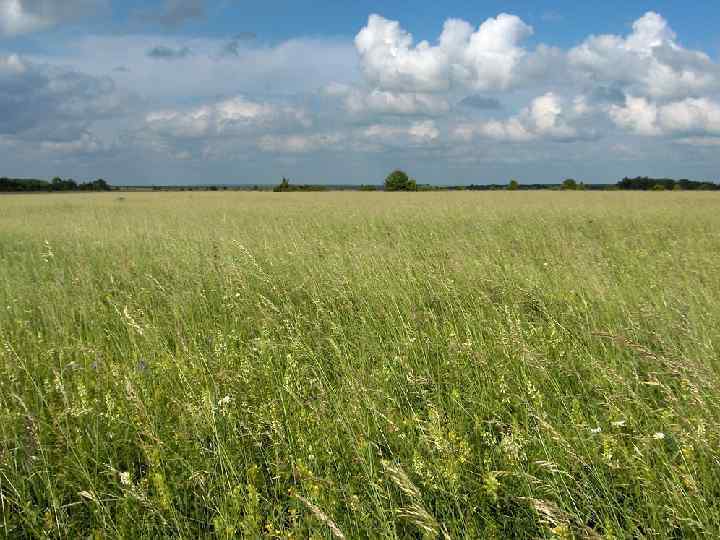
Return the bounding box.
[1,191,720,538]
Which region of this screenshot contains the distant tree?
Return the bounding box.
[384,170,417,191]
[562,178,578,190]
[508,179,520,191]
[652,183,666,191]
[274,178,291,192]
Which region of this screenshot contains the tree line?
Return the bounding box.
[0,177,111,192]
[378,172,720,192]
[3,174,719,193]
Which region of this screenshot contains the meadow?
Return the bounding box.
[1,191,720,538]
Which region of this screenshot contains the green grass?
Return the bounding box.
[2,191,720,538]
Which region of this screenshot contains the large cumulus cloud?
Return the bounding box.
[348,11,720,144]
[0,53,127,147]
[569,12,719,99]
[355,13,533,93]
[0,0,104,36]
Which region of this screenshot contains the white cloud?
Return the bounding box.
[569,12,719,99]
[607,96,660,136]
[325,84,450,116]
[454,92,590,142]
[40,132,106,155]
[258,133,345,154]
[675,137,720,147]
[0,53,127,145]
[609,95,720,136]
[355,13,532,93]
[144,96,311,140]
[362,120,440,146]
[0,0,103,36]
[257,120,440,154]
[0,52,26,74]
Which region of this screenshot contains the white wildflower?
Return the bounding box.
[612,420,626,428]
[218,395,232,406]
[653,432,665,440]
[119,471,132,486]
[590,426,602,434]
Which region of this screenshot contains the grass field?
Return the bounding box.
[2,191,720,538]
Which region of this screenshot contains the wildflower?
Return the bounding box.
[653,432,665,440]
[119,471,132,486]
[590,426,602,434]
[218,395,232,406]
[611,420,626,428]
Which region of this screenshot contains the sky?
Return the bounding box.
[1,1,719,185]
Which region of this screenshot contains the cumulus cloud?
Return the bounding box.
[362,120,440,147]
[324,83,450,116]
[0,0,103,36]
[40,132,107,155]
[454,93,593,142]
[0,53,127,145]
[355,13,533,93]
[145,96,310,139]
[569,12,719,99]
[257,120,440,154]
[609,96,720,137]
[258,133,345,154]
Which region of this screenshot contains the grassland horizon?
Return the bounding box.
[2,191,720,538]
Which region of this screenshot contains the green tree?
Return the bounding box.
[384,170,417,191]
[562,178,578,190]
[508,179,520,191]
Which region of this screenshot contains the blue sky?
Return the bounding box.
[1,0,720,185]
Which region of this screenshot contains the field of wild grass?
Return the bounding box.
[1,191,720,538]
